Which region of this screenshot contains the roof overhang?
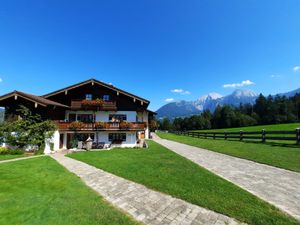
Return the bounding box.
[42,78,150,105]
[0,91,70,108]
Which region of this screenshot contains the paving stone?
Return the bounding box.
[51,153,245,225]
[153,134,300,221]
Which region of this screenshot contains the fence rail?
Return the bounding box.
[170,128,300,145]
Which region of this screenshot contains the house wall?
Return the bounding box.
[65,110,137,122]
[97,131,137,148]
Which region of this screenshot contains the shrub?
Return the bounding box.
[0,147,9,154]
[9,149,24,155]
[0,147,24,155]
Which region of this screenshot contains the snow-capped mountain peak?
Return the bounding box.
[198,92,222,102]
[231,89,258,98]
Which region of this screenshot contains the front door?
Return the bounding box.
[59,134,64,149]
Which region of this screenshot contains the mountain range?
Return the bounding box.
[156,88,300,119]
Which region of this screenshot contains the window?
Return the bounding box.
[69,113,76,122]
[77,114,95,123]
[85,94,93,100]
[103,95,110,101]
[108,133,126,142]
[109,114,127,122]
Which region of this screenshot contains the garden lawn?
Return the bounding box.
[158,132,300,172]
[0,154,27,161]
[68,141,299,225]
[0,157,140,225]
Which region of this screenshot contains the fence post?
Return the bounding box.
[224,132,227,140]
[213,133,216,139]
[240,130,243,141]
[197,133,200,138]
[204,132,207,138]
[262,129,266,143]
[296,128,300,145]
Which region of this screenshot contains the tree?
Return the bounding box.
[149,119,158,131]
[161,118,172,130]
[1,106,57,151]
[173,117,183,131]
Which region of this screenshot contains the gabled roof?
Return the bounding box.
[42,78,150,104]
[0,91,69,108]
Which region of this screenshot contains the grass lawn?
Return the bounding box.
[195,122,300,132]
[158,132,300,172]
[0,154,27,161]
[68,141,299,225]
[0,157,140,225]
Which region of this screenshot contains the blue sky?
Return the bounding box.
[0,0,300,110]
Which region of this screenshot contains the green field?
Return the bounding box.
[157,132,300,172]
[68,141,299,225]
[195,122,300,132]
[0,154,27,161]
[0,157,139,225]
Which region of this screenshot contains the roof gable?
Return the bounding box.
[42,78,150,105]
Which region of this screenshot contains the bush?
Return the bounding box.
[0,147,9,154]
[0,147,24,155]
[8,149,24,155]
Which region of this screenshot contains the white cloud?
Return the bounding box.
[223,80,255,88]
[270,75,281,78]
[165,98,175,102]
[0,78,2,82]
[293,66,300,72]
[171,89,191,95]
[171,89,183,93]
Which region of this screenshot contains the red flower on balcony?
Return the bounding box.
[68,121,85,130]
[95,121,106,129]
[119,121,131,130]
[81,98,104,107]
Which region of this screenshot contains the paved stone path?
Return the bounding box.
[51,153,244,225]
[152,133,300,221]
[0,155,45,164]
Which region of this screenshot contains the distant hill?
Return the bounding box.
[278,88,300,98]
[156,88,299,119]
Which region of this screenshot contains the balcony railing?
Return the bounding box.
[71,100,117,111]
[56,121,146,131]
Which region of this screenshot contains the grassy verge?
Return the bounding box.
[0,154,27,161]
[0,157,139,225]
[195,122,300,132]
[157,132,300,172]
[68,141,299,225]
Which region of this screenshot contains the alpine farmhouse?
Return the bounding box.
[0,79,156,152]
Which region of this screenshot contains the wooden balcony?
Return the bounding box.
[56,121,146,131]
[70,100,117,111]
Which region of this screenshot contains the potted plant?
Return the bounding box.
[68,121,85,130]
[119,121,131,130]
[95,121,106,129]
[81,98,104,107]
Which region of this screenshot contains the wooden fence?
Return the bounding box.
[170,129,300,145]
